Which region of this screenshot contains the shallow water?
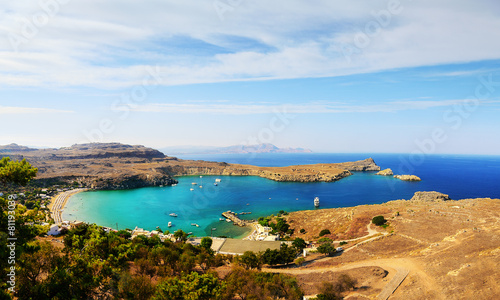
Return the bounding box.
[63,153,500,238]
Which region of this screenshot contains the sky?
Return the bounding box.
[1,0,500,154]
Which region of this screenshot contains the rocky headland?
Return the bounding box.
[0,143,380,190]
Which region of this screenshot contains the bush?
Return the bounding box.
[316,243,335,256]
[319,229,331,237]
[372,216,387,226]
[318,237,332,244]
[300,229,306,234]
[339,241,347,246]
[294,257,305,267]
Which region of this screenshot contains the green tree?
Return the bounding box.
[174,229,188,242]
[0,157,37,186]
[239,251,261,270]
[292,237,307,251]
[372,215,387,226]
[117,273,156,300]
[200,237,213,251]
[319,229,331,237]
[317,242,336,256]
[222,266,303,300]
[153,271,225,300]
[318,237,332,244]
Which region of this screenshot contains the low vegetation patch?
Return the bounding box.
[372,215,387,226]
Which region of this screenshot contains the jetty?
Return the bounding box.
[222,211,253,227]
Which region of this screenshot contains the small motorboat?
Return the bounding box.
[169,213,178,217]
[168,222,172,227]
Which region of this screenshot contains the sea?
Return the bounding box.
[62,153,500,238]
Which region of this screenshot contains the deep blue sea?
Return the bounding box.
[63,153,500,238]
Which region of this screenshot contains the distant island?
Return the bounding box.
[159,143,312,155]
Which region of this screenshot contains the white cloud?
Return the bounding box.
[1,0,500,88]
[0,106,74,114]
[119,99,487,115]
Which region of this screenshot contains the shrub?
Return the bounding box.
[339,241,347,246]
[294,257,305,267]
[300,229,306,234]
[319,229,331,237]
[318,237,332,244]
[372,216,387,226]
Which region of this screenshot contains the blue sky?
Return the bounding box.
[1,0,500,154]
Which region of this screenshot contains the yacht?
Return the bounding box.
[169,213,178,217]
[314,197,320,208]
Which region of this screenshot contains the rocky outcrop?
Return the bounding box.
[394,175,421,181]
[340,158,381,171]
[89,174,177,190]
[410,191,451,202]
[376,168,394,176]
[254,169,352,182]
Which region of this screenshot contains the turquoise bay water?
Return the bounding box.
[63,153,500,238]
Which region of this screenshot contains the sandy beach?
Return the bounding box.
[49,188,88,224]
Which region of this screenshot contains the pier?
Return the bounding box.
[222,211,253,227]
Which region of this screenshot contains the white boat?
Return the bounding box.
[168,222,172,227]
[314,197,320,208]
[191,223,200,227]
[214,183,218,186]
[215,178,221,183]
[191,182,197,185]
[190,188,194,191]
[172,184,177,186]
[199,185,203,188]
[219,218,225,221]
[169,213,178,217]
[226,219,232,223]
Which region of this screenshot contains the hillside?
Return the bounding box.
[269,192,500,299]
[0,143,378,190]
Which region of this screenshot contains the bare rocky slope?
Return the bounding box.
[280,192,500,299]
[0,143,380,190]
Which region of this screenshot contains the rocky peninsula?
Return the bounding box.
[0,143,381,190]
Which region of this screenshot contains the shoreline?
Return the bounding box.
[49,188,88,224]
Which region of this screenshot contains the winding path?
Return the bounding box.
[264,223,444,299]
